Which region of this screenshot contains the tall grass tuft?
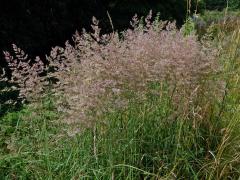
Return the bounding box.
[45,13,217,126]
[0,11,240,179]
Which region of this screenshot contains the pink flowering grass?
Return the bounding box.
[1,12,219,124]
[0,12,219,123]
[3,44,45,101]
[45,13,218,124]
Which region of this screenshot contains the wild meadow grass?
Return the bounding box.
[1,12,240,179]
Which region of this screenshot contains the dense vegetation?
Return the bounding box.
[0,1,240,179]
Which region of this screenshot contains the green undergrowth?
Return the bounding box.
[1,78,240,179]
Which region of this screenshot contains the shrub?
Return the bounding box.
[181,17,196,36]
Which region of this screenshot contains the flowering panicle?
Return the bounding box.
[3,44,45,100]
[44,13,217,124]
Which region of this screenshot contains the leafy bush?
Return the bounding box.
[181,17,196,36]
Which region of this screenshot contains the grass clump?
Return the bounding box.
[45,13,217,126]
[0,11,240,179]
[1,77,240,179]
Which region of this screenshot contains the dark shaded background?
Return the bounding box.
[0,0,238,63]
[0,0,193,61]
